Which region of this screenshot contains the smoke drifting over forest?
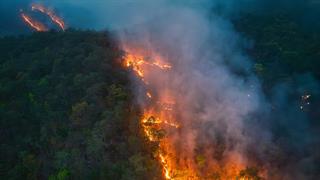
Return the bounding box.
[1,0,320,179]
[120,5,266,177]
[114,1,320,179]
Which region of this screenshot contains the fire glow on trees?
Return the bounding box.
[122,47,260,179]
[123,51,181,179]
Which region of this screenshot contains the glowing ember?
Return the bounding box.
[146,92,152,98]
[300,94,312,110]
[302,94,311,100]
[21,13,48,32]
[31,4,66,30]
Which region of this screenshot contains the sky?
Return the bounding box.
[1,0,320,35]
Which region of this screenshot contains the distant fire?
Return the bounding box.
[31,4,66,31]
[21,13,48,32]
[123,47,259,179]
[20,4,65,31]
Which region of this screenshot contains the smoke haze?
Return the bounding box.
[1,0,320,179]
[113,1,320,179]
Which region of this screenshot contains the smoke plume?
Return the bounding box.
[119,2,267,179]
[2,0,319,179]
[116,1,320,179]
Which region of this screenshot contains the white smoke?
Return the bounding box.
[43,0,268,177]
[41,0,315,179]
[117,2,266,178]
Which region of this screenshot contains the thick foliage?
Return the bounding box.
[0,30,160,180]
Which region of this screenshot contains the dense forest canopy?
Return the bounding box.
[0,30,162,179]
[0,7,320,180]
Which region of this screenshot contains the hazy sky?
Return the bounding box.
[1,0,319,35]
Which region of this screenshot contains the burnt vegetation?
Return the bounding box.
[0,12,319,180]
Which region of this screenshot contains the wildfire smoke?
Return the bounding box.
[119,4,268,178]
[122,43,259,179]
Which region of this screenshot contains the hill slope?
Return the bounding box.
[0,30,160,180]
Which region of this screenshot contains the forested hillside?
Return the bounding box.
[235,13,320,179]
[0,30,161,179]
[235,14,320,79]
[0,12,320,180]
[235,13,320,117]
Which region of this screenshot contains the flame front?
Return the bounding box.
[123,46,263,179]
[32,4,66,30]
[124,51,180,179]
[21,13,48,32]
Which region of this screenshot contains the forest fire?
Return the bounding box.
[122,47,259,179]
[123,50,180,179]
[21,13,48,32]
[31,4,66,31]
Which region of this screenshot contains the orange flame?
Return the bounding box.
[31,4,66,30]
[21,13,48,32]
[124,52,180,178]
[123,49,261,179]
